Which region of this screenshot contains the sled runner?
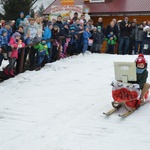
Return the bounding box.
[103,81,149,117]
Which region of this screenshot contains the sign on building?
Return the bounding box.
[50,5,83,20]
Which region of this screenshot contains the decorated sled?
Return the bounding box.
[103,62,149,117]
[111,81,149,110]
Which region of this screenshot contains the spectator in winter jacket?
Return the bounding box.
[3,32,25,76]
[82,26,91,53]
[95,17,105,34]
[67,26,78,55]
[43,21,53,61]
[51,25,61,62]
[142,22,150,54]
[34,17,43,41]
[61,22,71,55]
[53,15,63,31]
[135,23,144,54]
[71,18,80,33]
[86,19,94,32]
[128,22,138,55]
[118,16,132,54]
[105,21,118,38]
[70,12,78,24]
[92,26,104,53]
[0,22,12,42]
[27,18,38,43]
[16,12,25,29]
[15,25,26,74]
[0,29,10,63]
[106,31,117,54]
[80,14,87,26]
[27,18,39,68]
[34,39,49,70]
[10,20,16,33]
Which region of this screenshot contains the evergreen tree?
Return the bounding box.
[0,0,37,20]
[37,3,45,16]
[30,9,35,18]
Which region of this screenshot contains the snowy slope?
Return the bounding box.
[0,53,150,150]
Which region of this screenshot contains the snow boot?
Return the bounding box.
[9,69,15,77]
[3,68,9,76]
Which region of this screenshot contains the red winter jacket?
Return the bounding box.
[9,37,25,59]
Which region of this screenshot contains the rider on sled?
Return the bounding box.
[112,54,150,110]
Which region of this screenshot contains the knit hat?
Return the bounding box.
[13,32,21,38]
[25,15,31,19]
[45,15,49,18]
[79,19,84,24]
[53,25,59,28]
[70,26,75,31]
[97,26,101,30]
[135,54,147,68]
[4,22,10,26]
[63,22,69,27]
[48,21,52,27]
[1,29,7,35]
[41,38,46,44]
[84,26,89,30]
[20,12,24,15]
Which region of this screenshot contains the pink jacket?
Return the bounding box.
[9,37,25,59]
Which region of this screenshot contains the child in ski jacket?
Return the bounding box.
[67,26,78,55]
[33,39,49,70]
[113,54,149,109]
[0,29,11,61]
[0,29,9,66]
[3,32,25,76]
[132,54,149,101]
[106,31,117,54]
[82,26,91,53]
[92,26,104,53]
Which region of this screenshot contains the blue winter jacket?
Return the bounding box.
[0,28,12,42]
[43,27,52,48]
[82,31,91,44]
[0,35,8,47]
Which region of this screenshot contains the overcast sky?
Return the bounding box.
[34,0,54,9]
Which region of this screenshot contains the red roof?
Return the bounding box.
[43,0,150,15]
[85,0,150,14]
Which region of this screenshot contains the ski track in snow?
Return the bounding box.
[0,53,150,150]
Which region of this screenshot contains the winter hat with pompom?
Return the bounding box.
[13,32,21,38]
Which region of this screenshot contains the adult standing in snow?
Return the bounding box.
[16,12,25,29]
[118,16,132,54]
[43,21,53,62]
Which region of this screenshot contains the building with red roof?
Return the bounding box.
[43,0,150,52]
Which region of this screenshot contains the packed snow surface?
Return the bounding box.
[0,53,150,150]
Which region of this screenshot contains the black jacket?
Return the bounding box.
[120,21,132,37]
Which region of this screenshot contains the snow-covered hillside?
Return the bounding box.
[0,53,150,150]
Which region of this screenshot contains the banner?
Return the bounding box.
[50,5,83,19]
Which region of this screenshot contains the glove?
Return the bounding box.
[18,44,22,48]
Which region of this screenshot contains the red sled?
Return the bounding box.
[111,81,149,110]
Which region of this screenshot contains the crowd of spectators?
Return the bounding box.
[0,11,150,76]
